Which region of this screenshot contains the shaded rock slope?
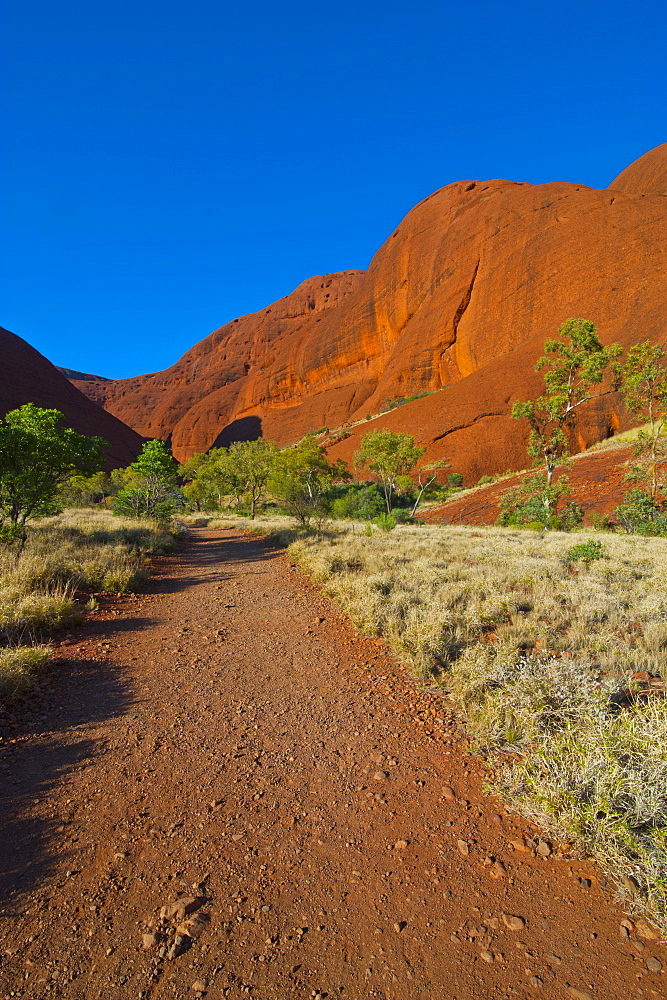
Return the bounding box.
[0,327,143,468]
[68,145,667,482]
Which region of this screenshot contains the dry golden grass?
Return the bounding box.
[0,508,182,701]
[0,646,50,700]
[212,512,667,931]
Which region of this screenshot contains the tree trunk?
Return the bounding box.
[384,480,392,514]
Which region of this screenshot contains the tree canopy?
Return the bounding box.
[113,439,182,521]
[512,318,622,485]
[269,435,349,525]
[0,404,105,548]
[354,429,425,513]
[620,341,667,499]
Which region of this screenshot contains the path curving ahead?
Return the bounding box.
[0,528,664,1000]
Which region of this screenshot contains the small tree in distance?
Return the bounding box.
[512,318,622,485]
[114,439,182,521]
[354,429,425,513]
[620,341,667,499]
[0,404,106,551]
[225,438,278,519]
[507,319,622,528]
[270,435,349,526]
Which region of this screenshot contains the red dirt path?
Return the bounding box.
[0,529,664,999]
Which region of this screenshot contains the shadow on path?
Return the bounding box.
[0,655,134,908]
[0,527,280,910]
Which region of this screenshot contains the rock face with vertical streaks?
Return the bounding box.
[65,145,667,482]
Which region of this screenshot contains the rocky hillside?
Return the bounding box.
[0,327,143,468]
[67,145,667,482]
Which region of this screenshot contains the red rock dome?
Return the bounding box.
[608,143,667,196]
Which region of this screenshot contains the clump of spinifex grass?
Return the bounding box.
[0,646,50,700]
[0,508,183,700]
[276,520,667,932]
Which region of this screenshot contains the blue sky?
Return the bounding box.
[2,0,666,378]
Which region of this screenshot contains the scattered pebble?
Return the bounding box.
[636,917,660,941]
[502,913,526,931]
[160,897,205,922]
[489,860,506,880]
[176,914,209,938]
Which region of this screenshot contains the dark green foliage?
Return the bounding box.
[181,449,234,511]
[589,511,612,532]
[615,488,667,536]
[566,540,609,563]
[354,429,425,513]
[497,474,583,531]
[330,483,386,521]
[60,471,116,507]
[224,438,279,518]
[0,404,105,550]
[448,473,464,488]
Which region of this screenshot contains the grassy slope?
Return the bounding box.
[0,509,182,700]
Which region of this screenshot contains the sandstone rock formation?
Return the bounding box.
[67,145,667,483]
[0,327,143,468]
[609,142,667,196]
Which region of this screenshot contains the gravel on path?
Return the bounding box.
[0,527,664,1000]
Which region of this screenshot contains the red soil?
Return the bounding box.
[1,528,664,998]
[422,446,635,526]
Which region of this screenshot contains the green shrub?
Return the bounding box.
[615,488,667,536]
[497,474,583,531]
[448,473,464,488]
[567,540,609,563]
[373,513,397,531]
[330,484,385,521]
[589,511,612,531]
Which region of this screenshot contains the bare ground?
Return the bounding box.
[0,527,664,1000]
